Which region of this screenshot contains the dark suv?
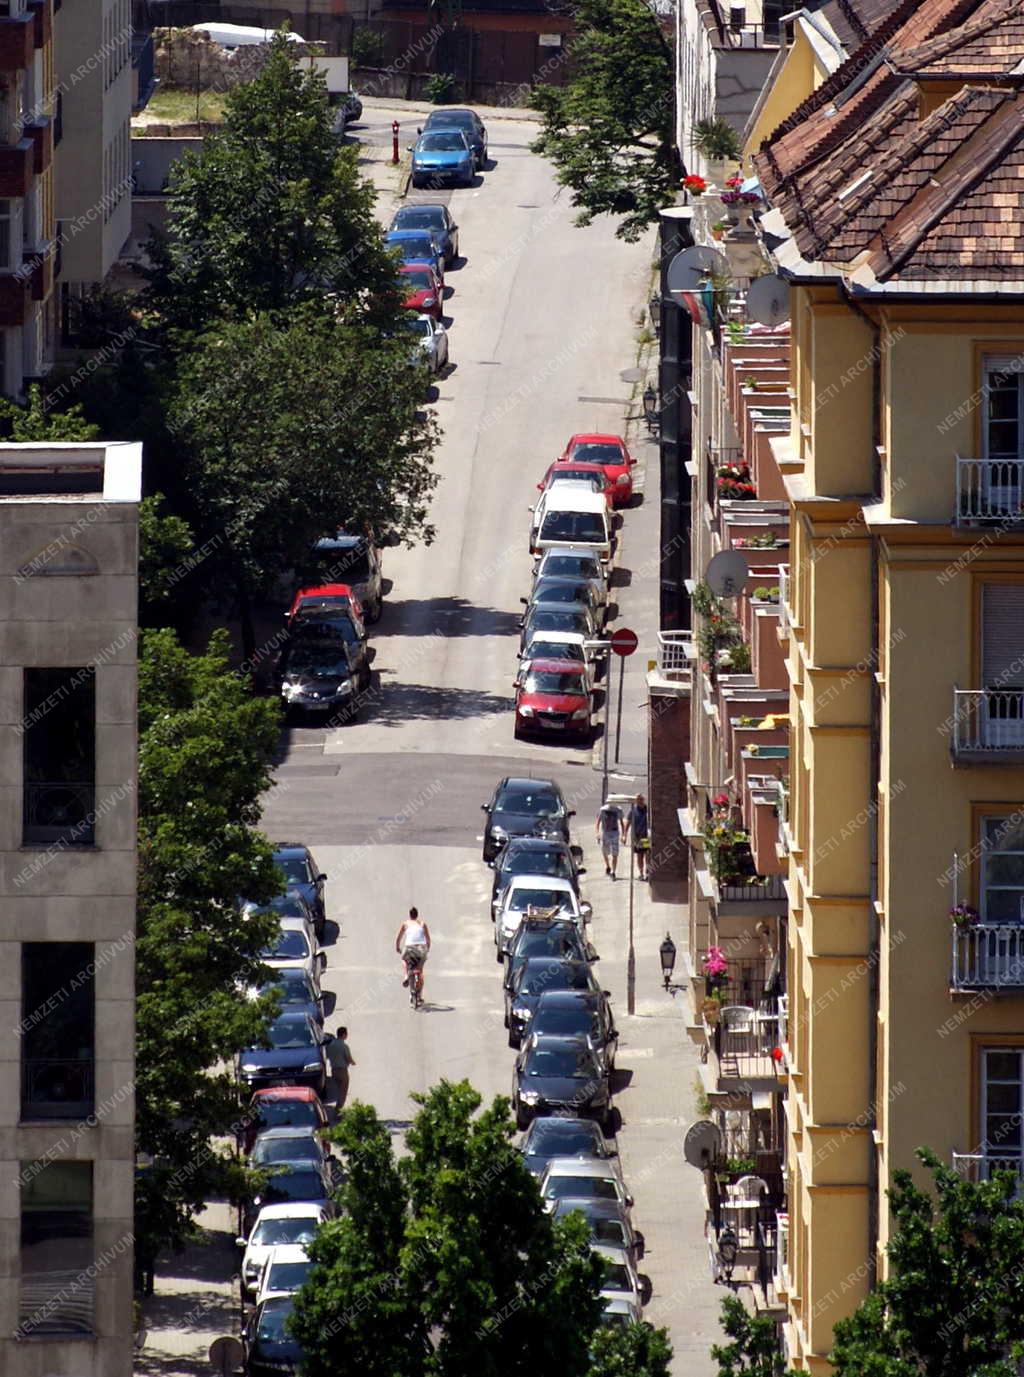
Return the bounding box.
[481,777,573,864]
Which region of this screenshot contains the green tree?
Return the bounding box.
[712,1295,788,1376]
[165,308,438,657]
[150,33,401,326]
[589,1320,673,1375]
[290,1081,611,1377]
[531,0,680,241]
[830,1148,1024,1375]
[135,628,283,1264]
[138,494,195,624]
[0,383,100,440]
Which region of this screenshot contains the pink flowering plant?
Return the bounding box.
[950,902,980,929]
[719,174,761,208]
[702,945,729,997]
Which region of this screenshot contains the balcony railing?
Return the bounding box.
[714,1006,782,1079]
[957,456,1024,525]
[21,1056,94,1118]
[774,1210,789,1292]
[718,871,787,903]
[952,689,1024,759]
[951,922,1024,990]
[23,780,95,845]
[952,1151,1024,1183]
[656,629,692,681]
[777,564,789,633]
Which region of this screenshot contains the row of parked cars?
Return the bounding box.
[480,777,654,1326]
[513,434,638,742]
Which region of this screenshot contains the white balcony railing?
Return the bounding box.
[957,456,1024,524]
[773,1210,789,1293]
[656,629,693,680]
[777,564,789,634]
[952,689,1024,756]
[952,923,1024,989]
[952,1151,1024,1183]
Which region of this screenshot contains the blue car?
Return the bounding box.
[409,129,474,189]
[272,843,328,938]
[384,228,446,281]
[389,203,459,268]
[422,108,487,169]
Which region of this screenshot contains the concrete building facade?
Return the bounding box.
[0,442,140,1376]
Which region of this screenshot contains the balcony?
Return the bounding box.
[23,780,95,846]
[711,1005,784,1082]
[21,1057,94,1119]
[956,456,1024,526]
[0,13,35,71]
[25,116,52,174]
[0,136,34,197]
[952,1151,1024,1183]
[656,629,693,681]
[951,922,1024,991]
[951,689,1024,763]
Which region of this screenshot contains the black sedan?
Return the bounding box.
[275,628,368,721]
[253,969,325,1026]
[490,836,586,909]
[244,1296,306,1377]
[243,1157,335,1234]
[511,1035,612,1131]
[481,777,574,864]
[273,843,328,936]
[529,990,618,1072]
[520,1116,616,1177]
[505,957,602,1049]
[503,918,595,997]
[238,1012,328,1095]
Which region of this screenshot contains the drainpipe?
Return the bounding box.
[840,282,882,1288]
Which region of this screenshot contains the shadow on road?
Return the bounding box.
[362,679,514,724]
[380,595,523,638]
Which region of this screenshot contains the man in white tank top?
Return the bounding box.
[395,906,431,995]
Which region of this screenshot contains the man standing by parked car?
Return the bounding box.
[325,1026,356,1112]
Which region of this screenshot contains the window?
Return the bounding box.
[23,667,96,845]
[21,943,95,1119]
[977,584,1024,746]
[19,1162,94,1336]
[984,356,1024,461]
[980,813,1024,924]
[980,1048,1024,1170]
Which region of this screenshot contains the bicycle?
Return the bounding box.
[405,950,426,1010]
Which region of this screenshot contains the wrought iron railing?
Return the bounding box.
[718,871,787,902]
[957,456,1024,524]
[714,1007,782,1078]
[951,923,1024,989]
[952,689,1024,755]
[952,1151,1024,1183]
[21,1057,94,1118]
[23,781,95,845]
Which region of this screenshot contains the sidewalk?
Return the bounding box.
[360,93,538,123]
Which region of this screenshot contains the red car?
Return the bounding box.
[558,433,637,506]
[241,1086,329,1155]
[514,657,593,742]
[286,583,365,633]
[538,460,614,507]
[398,264,444,322]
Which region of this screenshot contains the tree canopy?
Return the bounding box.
[531,0,679,241]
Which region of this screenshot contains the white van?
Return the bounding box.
[189,23,307,51]
[530,486,612,561]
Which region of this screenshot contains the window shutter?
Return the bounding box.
[983,584,1024,687]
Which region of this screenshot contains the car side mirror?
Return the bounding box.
[626,1194,634,1208]
[577,867,587,876]
[481,804,488,811]
[520,598,528,606]
[235,1236,247,1248]
[527,505,535,513]
[317,951,327,970]
[416,126,422,134]
[317,874,327,882]
[568,809,576,818]
[407,145,414,153]
[581,902,593,919]
[603,989,612,998]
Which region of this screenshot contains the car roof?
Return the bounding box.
[315,533,364,550]
[523,630,587,647]
[252,1086,320,1103]
[567,433,625,446]
[521,659,589,676]
[398,262,438,274]
[272,843,312,857]
[508,874,575,892]
[255,1125,320,1140]
[499,776,559,791]
[270,1009,314,1024]
[543,1157,620,1177]
[521,958,588,978]
[252,1201,325,1220]
[277,916,311,933]
[536,988,600,1005]
[264,1243,310,1263]
[540,488,609,514]
[294,584,355,599]
[396,202,447,214]
[503,836,569,851]
[538,546,605,562]
[425,107,477,119]
[524,1033,592,1053]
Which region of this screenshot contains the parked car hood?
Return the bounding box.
[519,1073,603,1104]
[241,1046,320,1074]
[518,690,589,714]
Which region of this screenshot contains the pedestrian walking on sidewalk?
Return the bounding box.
[625,793,650,879]
[596,799,625,880]
[326,1026,356,1111]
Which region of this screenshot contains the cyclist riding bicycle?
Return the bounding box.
[395,907,431,998]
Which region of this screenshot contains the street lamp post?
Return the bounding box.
[659,932,676,989]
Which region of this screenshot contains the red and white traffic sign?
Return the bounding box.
[609,627,639,657]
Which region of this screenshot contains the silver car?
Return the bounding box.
[406,313,449,374]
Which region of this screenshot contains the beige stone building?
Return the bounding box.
[0,442,140,1376]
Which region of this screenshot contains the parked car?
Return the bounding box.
[593,1242,650,1310]
[286,604,369,664]
[514,659,594,743]
[307,532,387,624]
[244,1158,335,1234]
[404,313,449,374]
[518,605,597,655]
[251,1126,331,1172]
[251,969,325,1028]
[558,434,637,507]
[538,461,614,506]
[491,836,585,910]
[272,844,328,938]
[260,917,327,989]
[241,1087,329,1155]
[505,956,602,1044]
[238,1011,329,1096]
[342,89,362,122]
[390,203,459,266]
[243,892,317,947]
[517,631,601,690]
[551,1197,645,1267]
[534,546,609,596]
[243,1296,305,1377]
[526,576,605,625]
[275,628,369,721]
[511,1034,612,1130]
[494,876,592,960]
[422,107,488,169]
[598,1296,643,1328]
[529,480,603,551]
[503,917,595,995]
[481,777,574,864]
[398,264,444,321]
[539,1157,635,1214]
[519,1116,616,1177]
[527,989,618,1072]
[254,1243,313,1307]
[409,129,474,187]
[237,1202,327,1298]
[286,583,365,633]
[530,486,612,560]
[384,227,446,280]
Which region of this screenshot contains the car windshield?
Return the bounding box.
[543,556,601,580]
[265,1170,325,1202]
[285,645,351,678]
[505,850,572,880]
[254,1101,319,1132]
[256,1298,294,1340]
[402,270,435,290]
[510,888,570,912]
[532,583,587,605]
[571,443,624,465]
[600,1263,632,1291]
[395,236,437,258]
[254,1136,320,1165]
[526,1046,596,1079]
[552,470,600,487]
[264,896,307,918]
[593,1219,628,1248]
[522,964,590,993]
[275,857,311,885]
[396,208,444,230]
[263,930,310,961]
[527,610,590,635]
[290,613,358,645]
[514,929,581,961]
[494,789,563,816]
[251,1217,319,1248]
[547,1175,619,1201]
[525,641,584,664]
[523,671,588,696]
[266,1260,311,1292]
[525,1120,602,1157]
[267,1018,316,1050]
[315,542,370,583]
[534,1005,598,1038]
[259,981,314,1010]
[403,318,432,338]
[419,133,466,151]
[540,512,606,543]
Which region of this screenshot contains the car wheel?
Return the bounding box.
[515,1106,530,1130]
[495,945,504,964]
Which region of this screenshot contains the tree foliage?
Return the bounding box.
[290,1081,673,1377]
[830,1148,1024,1376]
[712,1296,788,1377]
[135,628,283,1258]
[531,0,679,241]
[0,383,100,440]
[138,494,195,623]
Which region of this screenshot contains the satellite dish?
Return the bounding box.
[683,1119,723,1170]
[745,274,790,327]
[209,1336,245,1375]
[667,244,728,296]
[705,549,749,598]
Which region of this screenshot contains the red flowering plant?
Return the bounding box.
[683,174,707,196]
[716,462,756,500]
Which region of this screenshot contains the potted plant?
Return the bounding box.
[950,902,980,929]
[692,116,741,179]
[683,173,707,198]
[703,945,729,995]
[711,220,729,242]
[701,990,725,1025]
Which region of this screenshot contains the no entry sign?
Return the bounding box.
[610,627,639,657]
